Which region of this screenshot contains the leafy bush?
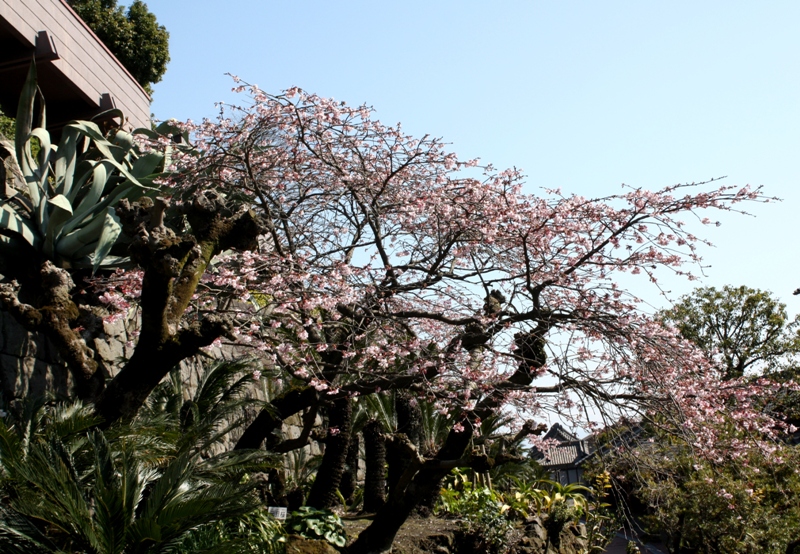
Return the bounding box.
[438,472,515,554]
[285,506,347,548]
[599,426,800,554]
[438,469,617,553]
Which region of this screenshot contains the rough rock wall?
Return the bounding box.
[0,309,207,407]
[0,310,70,404]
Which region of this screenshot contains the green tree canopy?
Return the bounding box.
[661,285,800,380]
[0,111,13,138]
[67,0,169,94]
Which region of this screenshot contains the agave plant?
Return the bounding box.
[0,63,178,273]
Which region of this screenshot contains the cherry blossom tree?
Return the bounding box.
[0,80,790,552]
[163,83,790,551]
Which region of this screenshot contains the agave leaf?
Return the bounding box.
[133,128,159,140]
[72,175,155,229]
[74,160,112,216]
[55,209,105,258]
[130,152,164,179]
[20,136,43,216]
[54,125,81,198]
[153,120,187,139]
[111,129,135,158]
[63,121,125,166]
[91,108,125,124]
[15,65,43,211]
[0,204,41,249]
[92,208,123,274]
[56,166,154,244]
[42,194,73,259]
[14,63,36,174]
[65,160,96,204]
[47,194,72,214]
[30,128,52,171]
[67,254,130,270]
[72,240,100,260]
[61,183,131,239]
[81,143,154,192]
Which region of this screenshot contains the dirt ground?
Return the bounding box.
[343,515,461,554]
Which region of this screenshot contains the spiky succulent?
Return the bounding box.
[0,63,177,273]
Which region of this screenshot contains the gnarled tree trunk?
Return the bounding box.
[387,392,422,495]
[348,326,548,553]
[362,418,387,513]
[306,398,352,509]
[339,432,360,505]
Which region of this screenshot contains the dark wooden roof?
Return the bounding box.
[533,423,596,469]
[0,0,150,131]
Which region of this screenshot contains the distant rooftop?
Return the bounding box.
[533,423,596,469]
[0,0,150,131]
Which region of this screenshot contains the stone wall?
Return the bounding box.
[0,310,69,404]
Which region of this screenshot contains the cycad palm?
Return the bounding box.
[0,361,283,553]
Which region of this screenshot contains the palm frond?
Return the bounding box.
[194,448,279,482]
[0,365,280,554]
[358,391,397,432]
[46,401,102,440]
[0,506,58,554]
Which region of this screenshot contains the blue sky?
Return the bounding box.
[140,0,799,316]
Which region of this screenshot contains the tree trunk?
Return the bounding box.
[349,326,549,553]
[93,195,263,425]
[349,419,475,554]
[362,418,387,513]
[395,392,422,446]
[339,432,360,505]
[306,398,352,509]
[0,261,104,401]
[267,468,287,506]
[414,474,445,516]
[235,386,319,450]
[387,393,422,493]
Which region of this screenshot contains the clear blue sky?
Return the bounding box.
[139,0,799,315]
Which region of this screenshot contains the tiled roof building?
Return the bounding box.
[533,423,596,485]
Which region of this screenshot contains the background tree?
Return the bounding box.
[66,0,169,94]
[596,285,800,553]
[595,422,800,554]
[661,285,800,380]
[0,110,13,138]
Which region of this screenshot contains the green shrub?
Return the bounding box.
[285,506,347,548]
[438,472,515,554]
